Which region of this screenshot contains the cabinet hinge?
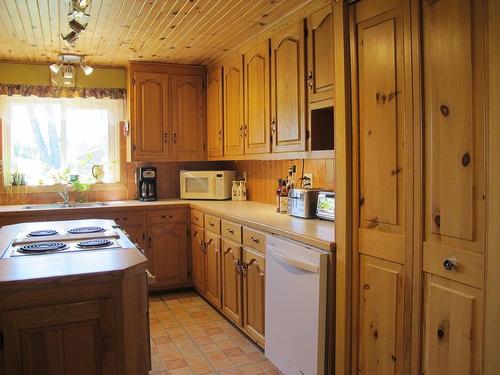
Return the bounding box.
[187,228,190,237]
[304,26,308,39]
[132,144,137,151]
[132,78,136,85]
[142,232,145,241]
[306,129,311,140]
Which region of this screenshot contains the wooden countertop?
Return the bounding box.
[0,219,148,287]
[0,199,336,251]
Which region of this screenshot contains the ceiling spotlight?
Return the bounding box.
[80,60,93,76]
[50,62,62,74]
[69,19,86,33]
[62,31,79,47]
[63,65,74,79]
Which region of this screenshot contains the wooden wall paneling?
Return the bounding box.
[484,0,500,372]
[332,0,351,372]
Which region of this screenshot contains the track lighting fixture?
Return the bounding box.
[49,62,62,74]
[69,19,86,33]
[62,31,79,47]
[49,54,94,84]
[80,59,93,76]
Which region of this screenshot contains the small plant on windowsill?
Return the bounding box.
[54,169,91,203]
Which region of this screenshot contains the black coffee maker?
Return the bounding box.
[136,167,157,201]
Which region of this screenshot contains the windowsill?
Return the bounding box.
[1,182,127,195]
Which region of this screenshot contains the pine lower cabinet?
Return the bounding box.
[358,255,404,375]
[147,223,189,290]
[204,230,222,308]
[422,274,482,375]
[242,247,266,348]
[191,212,266,348]
[3,300,117,375]
[221,239,243,325]
[191,224,206,294]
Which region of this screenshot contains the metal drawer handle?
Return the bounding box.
[250,236,260,244]
[209,222,215,227]
[161,215,173,219]
[443,258,457,271]
[227,228,234,234]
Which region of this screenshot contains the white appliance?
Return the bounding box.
[2,222,135,258]
[180,170,236,200]
[265,235,329,375]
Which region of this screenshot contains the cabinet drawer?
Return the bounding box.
[191,210,204,227]
[242,227,266,253]
[222,220,242,243]
[147,208,186,224]
[423,243,483,289]
[204,214,221,234]
[98,210,143,226]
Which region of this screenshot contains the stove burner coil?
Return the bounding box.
[28,229,59,237]
[67,226,105,235]
[19,242,67,253]
[77,239,113,248]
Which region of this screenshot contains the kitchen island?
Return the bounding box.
[0,219,150,375]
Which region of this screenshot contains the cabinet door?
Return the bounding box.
[222,239,243,325]
[123,226,146,252]
[356,6,407,264]
[148,223,188,289]
[204,230,222,308]
[359,255,404,375]
[423,274,482,375]
[191,224,206,294]
[132,71,169,160]
[171,74,205,160]
[207,65,224,157]
[242,248,265,347]
[3,299,116,375]
[223,55,245,156]
[307,6,334,103]
[271,20,307,153]
[244,40,271,154]
[422,0,485,251]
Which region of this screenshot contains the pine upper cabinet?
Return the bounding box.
[171,74,206,160]
[307,6,334,104]
[221,239,243,325]
[128,63,206,162]
[420,0,486,373]
[242,248,265,347]
[271,20,307,153]
[244,40,271,154]
[423,274,482,375]
[204,230,222,308]
[191,224,206,295]
[223,55,245,156]
[131,71,170,161]
[207,65,224,157]
[148,223,189,289]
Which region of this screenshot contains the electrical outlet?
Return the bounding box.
[303,173,313,188]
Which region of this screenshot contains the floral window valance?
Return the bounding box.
[0,83,126,100]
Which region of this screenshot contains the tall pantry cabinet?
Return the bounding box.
[350,0,487,374]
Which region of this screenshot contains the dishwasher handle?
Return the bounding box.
[269,247,320,274]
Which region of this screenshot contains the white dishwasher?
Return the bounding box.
[265,235,329,375]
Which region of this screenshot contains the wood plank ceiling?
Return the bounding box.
[0,0,311,66]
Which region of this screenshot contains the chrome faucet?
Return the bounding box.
[57,184,70,206]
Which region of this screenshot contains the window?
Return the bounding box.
[0,96,124,186]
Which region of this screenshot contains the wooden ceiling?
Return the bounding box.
[0,0,312,67]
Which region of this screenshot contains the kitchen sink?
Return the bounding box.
[23,202,109,210]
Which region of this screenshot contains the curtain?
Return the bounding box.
[0,83,126,99]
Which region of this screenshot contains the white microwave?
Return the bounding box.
[180,170,236,200]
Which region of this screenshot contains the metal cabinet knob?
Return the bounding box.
[443,258,457,271]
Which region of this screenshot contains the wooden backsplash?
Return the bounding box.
[0,159,333,206]
[235,159,335,205]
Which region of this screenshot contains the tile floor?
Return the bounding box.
[149,291,280,375]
